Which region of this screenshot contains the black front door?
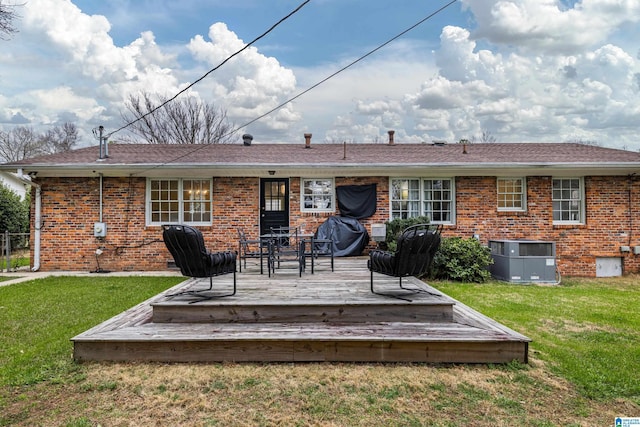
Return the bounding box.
[260,178,289,235]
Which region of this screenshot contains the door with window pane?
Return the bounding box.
[260,178,289,235]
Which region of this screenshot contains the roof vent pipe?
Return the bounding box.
[388,130,395,145]
[242,134,253,146]
[459,139,469,154]
[304,133,312,148]
[94,125,108,160]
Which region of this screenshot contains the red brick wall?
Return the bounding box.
[30,175,640,276]
[33,177,165,271]
[450,176,640,277]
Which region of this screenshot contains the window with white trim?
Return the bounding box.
[301,178,335,212]
[552,178,584,223]
[390,178,454,223]
[147,178,212,225]
[390,178,420,219]
[497,177,526,211]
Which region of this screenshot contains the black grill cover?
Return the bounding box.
[315,216,370,256]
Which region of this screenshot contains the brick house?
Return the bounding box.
[2,134,640,277]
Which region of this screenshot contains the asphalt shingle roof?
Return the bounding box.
[5,142,640,167]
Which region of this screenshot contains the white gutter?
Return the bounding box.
[9,161,640,178]
[16,169,41,271]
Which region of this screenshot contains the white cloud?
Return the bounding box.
[187,23,298,130]
[23,0,112,62]
[436,26,506,83]
[6,0,182,132]
[391,4,640,148]
[289,40,439,143]
[355,100,403,116]
[462,0,640,54]
[28,86,104,121]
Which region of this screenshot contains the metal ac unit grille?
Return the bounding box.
[489,240,556,284]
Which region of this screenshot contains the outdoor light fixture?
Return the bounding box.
[268,170,276,175]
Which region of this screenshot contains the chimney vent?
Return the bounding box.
[304,133,312,148]
[388,130,395,145]
[242,134,253,146]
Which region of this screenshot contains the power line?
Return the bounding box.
[107,0,311,139]
[128,0,459,175]
[229,0,459,137]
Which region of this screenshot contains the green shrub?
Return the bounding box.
[428,237,493,282]
[383,216,432,252]
[0,183,29,235]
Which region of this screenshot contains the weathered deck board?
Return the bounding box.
[152,303,454,324]
[72,257,530,364]
[74,327,527,364]
[152,257,456,323]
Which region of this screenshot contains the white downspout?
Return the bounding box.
[32,184,41,271]
[99,173,103,222]
[15,169,41,271]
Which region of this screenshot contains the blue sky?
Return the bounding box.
[1,0,640,150]
[72,1,469,66]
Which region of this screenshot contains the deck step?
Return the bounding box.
[73,320,528,364]
[151,300,454,324]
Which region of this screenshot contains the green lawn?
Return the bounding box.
[435,276,640,402]
[0,274,638,425]
[0,276,183,387]
[0,275,638,400]
[0,251,30,272]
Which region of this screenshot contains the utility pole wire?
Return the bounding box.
[107,0,311,139]
[129,0,458,175]
[227,0,459,138]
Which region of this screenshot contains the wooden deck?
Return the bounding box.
[72,257,530,364]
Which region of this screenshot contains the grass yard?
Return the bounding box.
[0,276,184,387]
[0,274,638,426]
[436,277,640,402]
[0,249,30,272]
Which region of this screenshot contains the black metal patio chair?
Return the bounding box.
[237,228,270,275]
[368,223,442,301]
[300,236,334,274]
[162,224,237,302]
[269,226,303,275]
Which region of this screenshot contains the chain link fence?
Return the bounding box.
[1,231,30,272]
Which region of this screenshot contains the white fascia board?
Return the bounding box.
[2,161,639,178]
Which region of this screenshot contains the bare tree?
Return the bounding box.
[0,123,79,162]
[0,1,20,40]
[469,130,497,143]
[39,122,79,154]
[565,138,601,147]
[121,92,234,144]
[479,130,497,143]
[0,126,39,162]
